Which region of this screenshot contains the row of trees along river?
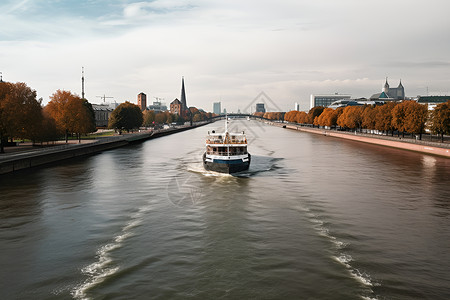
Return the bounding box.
[0,81,213,153]
[255,100,450,142]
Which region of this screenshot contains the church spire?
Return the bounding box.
[383,77,389,94]
[180,76,187,112]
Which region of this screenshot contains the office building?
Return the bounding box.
[213,102,221,115]
[310,94,351,109]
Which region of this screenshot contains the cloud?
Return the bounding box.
[2,0,450,111]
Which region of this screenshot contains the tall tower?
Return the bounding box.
[180,77,187,112]
[81,67,85,99]
[383,77,389,94]
[137,92,147,111]
[397,79,405,99]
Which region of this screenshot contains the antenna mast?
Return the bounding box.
[81,67,85,99]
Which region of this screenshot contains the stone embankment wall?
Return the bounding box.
[0,122,208,175]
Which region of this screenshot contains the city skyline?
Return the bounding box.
[1,0,450,112]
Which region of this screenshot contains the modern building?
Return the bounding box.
[148,100,167,113]
[370,78,405,100]
[137,92,147,111]
[256,103,266,113]
[294,102,300,111]
[310,94,351,109]
[170,98,182,115]
[213,102,221,115]
[328,98,385,109]
[92,104,113,127]
[417,95,450,110]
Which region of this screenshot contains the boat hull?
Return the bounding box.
[203,153,250,174]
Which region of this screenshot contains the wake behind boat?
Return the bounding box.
[203,118,251,174]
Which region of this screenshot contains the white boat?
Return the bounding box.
[203,118,251,173]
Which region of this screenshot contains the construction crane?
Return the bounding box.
[96,94,113,103]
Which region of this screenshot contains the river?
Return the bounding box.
[1,119,449,300]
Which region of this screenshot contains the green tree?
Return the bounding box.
[70,98,96,142]
[108,101,143,133]
[143,110,156,127]
[429,101,450,142]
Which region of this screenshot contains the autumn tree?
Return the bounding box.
[361,105,377,130]
[374,101,396,135]
[316,108,340,128]
[307,106,325,126]
[296,111,308,124]
[108,101,143,133]
[403,101,428,140]
[284,111,298,123]
[391,101,409,137]
[46,90,95,142]
[0,82,43,152]
[337,106,363,130]
[429,101,450,142]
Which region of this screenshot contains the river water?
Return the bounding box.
[1,120,449,300]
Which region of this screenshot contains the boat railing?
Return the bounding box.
[206,137,247,144]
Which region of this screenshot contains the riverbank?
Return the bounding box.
[277,122,450,158]
[0,122,209,175]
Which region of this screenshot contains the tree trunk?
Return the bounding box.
[0,136,4,153]
[441,133,444,143]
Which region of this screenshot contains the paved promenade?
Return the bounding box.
[0,123,208,174]
[283,124,450,158]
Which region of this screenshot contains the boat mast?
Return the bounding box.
[225,113,228,133]
[225,114,229,156]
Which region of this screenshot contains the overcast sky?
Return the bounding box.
[1,0,450,112]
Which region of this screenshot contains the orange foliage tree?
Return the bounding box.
[0,81,43,152]
[361,105,377,130]
[307,106,325,126]
[337,106,363,130]
[45,90,96,142]
[429,100,450,142]
[374,101,396,135]
[391,101,409,137]
[263,112,285,120]
[403,101,428,140]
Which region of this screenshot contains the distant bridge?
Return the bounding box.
[208,113,270,121]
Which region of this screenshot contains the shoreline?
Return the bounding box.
[280,123,450,158]
[0,122,209,175]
